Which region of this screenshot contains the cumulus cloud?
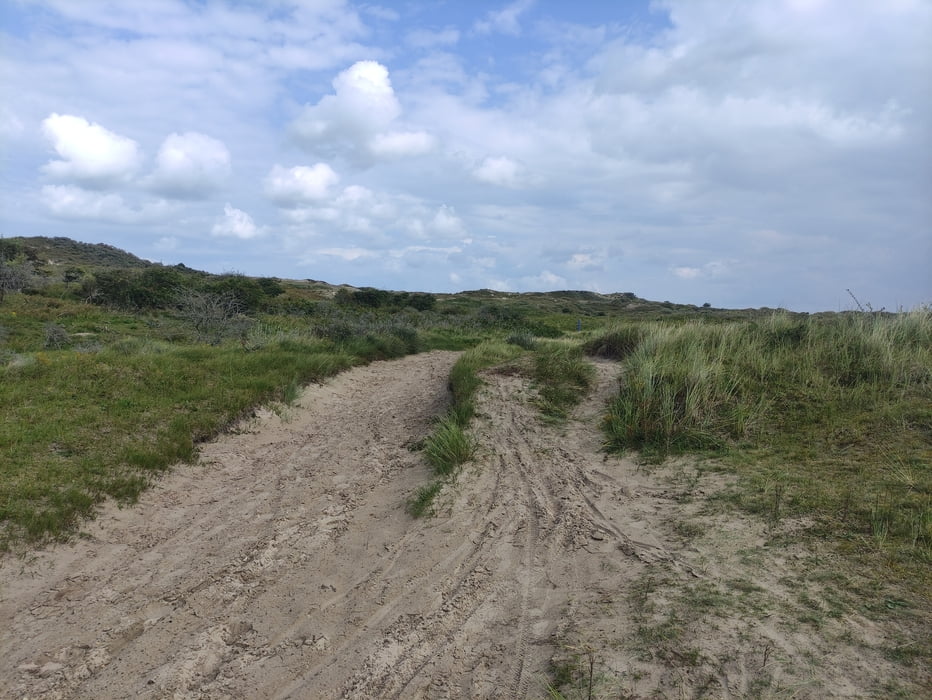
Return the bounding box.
[41,113,141,187]
[566,253,604,272]
[212,203,263,239]
[292,61,400,149]
[317,247,379,261]
[147,132,231,198]
[672,260,734,280]
[265,163,340,207]
[291,60,435,164]
[429,205,467,238]
[521,270,566,289]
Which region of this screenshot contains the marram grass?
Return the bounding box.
[595,309,932,573]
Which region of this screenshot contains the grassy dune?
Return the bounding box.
[590,310,932,585]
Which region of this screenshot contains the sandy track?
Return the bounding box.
[2,350,924,698]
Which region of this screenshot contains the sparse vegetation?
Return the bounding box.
[408,341,523,516]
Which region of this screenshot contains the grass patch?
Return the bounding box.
[423,417,474,476]
[532,342,596,421]
[0,340,355,547]
[597,309,932,587]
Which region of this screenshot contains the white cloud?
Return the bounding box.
[473,156,521,187]
[429,205,467,238]
[474,0,536,35]
[41,184,170,223]
[291,60,437,164]
[265,163,340,207]
[566,253,603,272]
[41,113,141,187]
[212,203,263,239]
[368,131,435,157]
[672,260,735,280]
[522,270,566,289]
[673,266,701,280]
[292,60,401,152]
[317,247,378,261]
[147,132,231,199]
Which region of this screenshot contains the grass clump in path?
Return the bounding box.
[408,341,522,516]
[532,341,596,421]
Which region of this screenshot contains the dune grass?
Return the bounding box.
[0,337,355,547]
[593,309,932,581]
[532,341,596,420]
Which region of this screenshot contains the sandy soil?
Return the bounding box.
[1,350,925,698]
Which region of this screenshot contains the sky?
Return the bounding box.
[1,0,929,312]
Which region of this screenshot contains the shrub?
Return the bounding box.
[43,323,70,349]
[174,288,247,344]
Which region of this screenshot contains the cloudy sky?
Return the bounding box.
[1,0,929,311]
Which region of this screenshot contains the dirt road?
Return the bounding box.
[1,350,924,698]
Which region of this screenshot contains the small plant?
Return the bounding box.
[282,376,301,406]
[174,287,246,345]
[533,342,595,420]
[423,417,474,476]
[582,324,644,359]
[547,645,599,700]
[43,323,70,349]
[406,481,443,518]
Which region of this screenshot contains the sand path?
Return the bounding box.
[2,349,923,698]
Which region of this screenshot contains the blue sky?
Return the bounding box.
[1,0,929,311]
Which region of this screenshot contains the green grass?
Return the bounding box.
[532,341,596,420]
[408,340,523,517]
[0,336,354,546]
[423,417,475,476]
[595,309,932,584]
[1,291,496,548]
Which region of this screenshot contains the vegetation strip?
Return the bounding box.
[408,341,523,517]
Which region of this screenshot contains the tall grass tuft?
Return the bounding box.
[534,342,596,420]
[423,416,475,476]
[582,323,644,359]
[604,322,763,457]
